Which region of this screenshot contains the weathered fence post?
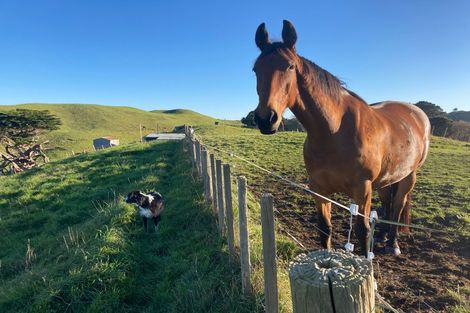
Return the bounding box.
[223,164,235,259]
[210,154,218,215]
[195,140,202,177]
[201,148,212,205]
[261,193,279,313]
[216,159,225,235]
[190,139,196,168]
[289,249,375,313]
[237,176,252,296]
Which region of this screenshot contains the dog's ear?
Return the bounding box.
[150,191,163,200]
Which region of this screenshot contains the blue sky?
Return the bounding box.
[1,0,469,119]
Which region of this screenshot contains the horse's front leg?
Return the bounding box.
[315,196,332,249]
[375,185,393,243]
[353,181,372,257]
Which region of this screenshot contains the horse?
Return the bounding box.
[252,20,431,256]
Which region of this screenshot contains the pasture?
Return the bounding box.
[0,109,468,312]
[0,140,258,312]
[197,124,470,312]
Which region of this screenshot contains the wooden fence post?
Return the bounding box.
[216,159,225,235]
[201,148,212,205]
[190,139,196,168]
[237,176,252,296]
[210,154,218,215]
[289,249,375,313]
[223,164,235,259]
[195,140,202,177]
[261,193,278,313]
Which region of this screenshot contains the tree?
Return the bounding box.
[414,101,446,119]
[241,111,257,128]
[0,109,61,175]
[430,116,453,137]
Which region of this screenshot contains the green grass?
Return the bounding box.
[1,104,468,312]
[0,103,221,159]
[0,140,258,312]
[196,124,470,312]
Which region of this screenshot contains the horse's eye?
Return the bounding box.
[287,64,295,71]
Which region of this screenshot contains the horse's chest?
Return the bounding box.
[304,152,358,192]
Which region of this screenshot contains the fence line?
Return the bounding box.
[183,127,440,313]
[196,137,451,235]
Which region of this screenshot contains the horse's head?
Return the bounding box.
[253,20,300,134]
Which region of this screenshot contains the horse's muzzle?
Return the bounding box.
[254,109,278,135]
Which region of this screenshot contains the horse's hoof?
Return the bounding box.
[384,245,401,256]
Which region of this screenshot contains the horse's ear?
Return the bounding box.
[282,20,297,49]
[255,22,270,51]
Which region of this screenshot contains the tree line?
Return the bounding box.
[241,101,470,141]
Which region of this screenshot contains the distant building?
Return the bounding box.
[144,133,186,141]
[93,137,120,150]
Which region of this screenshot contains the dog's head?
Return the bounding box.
[125,191,146,205]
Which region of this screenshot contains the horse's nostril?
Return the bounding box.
[269,111,278,124]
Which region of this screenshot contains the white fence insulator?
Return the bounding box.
[349,204,359,215]
[344,242,354,252]
[370,210,378,223]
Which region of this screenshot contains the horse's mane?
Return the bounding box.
[256,42,366,105]
[299,56,367,105]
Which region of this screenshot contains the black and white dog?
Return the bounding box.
[125,191,164,232]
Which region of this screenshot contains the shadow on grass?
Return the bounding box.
[0,141,259,312]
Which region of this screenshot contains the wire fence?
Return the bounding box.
[188,128,450,313]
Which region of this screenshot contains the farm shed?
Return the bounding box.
[93,137,119,150]
[144,133,186,141]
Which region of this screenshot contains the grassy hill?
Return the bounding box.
[449,110,470,122]
[0,103,219,158]
[0,140,257,312]
[1,103,468,312]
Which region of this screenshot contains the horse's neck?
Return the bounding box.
[292,80,345,143]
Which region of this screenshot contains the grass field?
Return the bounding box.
[0,141,258,312]
[0,103,218,159]
[1,103,468,312]
[196,124,470,313]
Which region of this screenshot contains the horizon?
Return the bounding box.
[1,0,469,119]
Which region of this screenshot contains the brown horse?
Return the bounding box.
[253,20,431,256]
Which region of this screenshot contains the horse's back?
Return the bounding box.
[370,101,431,143]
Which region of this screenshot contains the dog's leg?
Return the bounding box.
[143,217,148,232]
[153,216,161,232]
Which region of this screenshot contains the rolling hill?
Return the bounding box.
[0,103,219,158]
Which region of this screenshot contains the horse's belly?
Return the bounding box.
[373,146,422,189]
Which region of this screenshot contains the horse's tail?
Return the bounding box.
[399,193,412,233]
